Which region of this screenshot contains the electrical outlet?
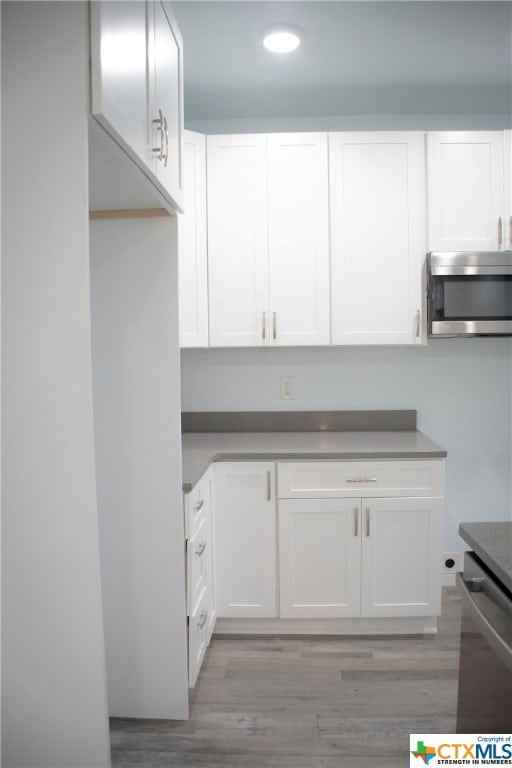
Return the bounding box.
[280,376,296,400]
[441,552,462,574]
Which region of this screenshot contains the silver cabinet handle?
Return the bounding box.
[267,470,272,501]
[197,610,208,629]
[346,477,377,483]
[195,541,206,557]
[272,312,277,341]
[262,311,266,341]
[354,507,359,537]
[498,216,503,248]
[193,498,204,512]
[415,309,420,339]
[365,507,370,537]
[162,115,169,167]
[509,215,512,247]
[152,108,165,161]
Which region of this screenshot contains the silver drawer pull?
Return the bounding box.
[197,610,208,629]
[195,541,206,557]
[193,499,204,512]
[345,477,377,483]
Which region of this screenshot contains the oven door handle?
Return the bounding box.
[431,266,512,276]
[457,572,512,673]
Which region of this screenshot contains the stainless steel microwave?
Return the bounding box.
[427,251,512,337]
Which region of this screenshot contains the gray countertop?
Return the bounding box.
[181,429,447,492]
[459,522,512,593]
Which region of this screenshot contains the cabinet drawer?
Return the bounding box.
[186,515,208,617]
[184,471,210,539]
[277,460,444,499]
[188,589,209,688]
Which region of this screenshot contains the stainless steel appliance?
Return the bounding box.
[456,551,512,731]
[427,251,512,337]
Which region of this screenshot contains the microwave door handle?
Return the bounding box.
[457,573,512,673]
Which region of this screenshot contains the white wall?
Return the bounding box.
[90,216,189,719]
[1,3,110,766]
[187,113,512,135]
[181,340,512,555]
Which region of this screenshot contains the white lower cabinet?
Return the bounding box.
[278,495,442,619]
[213,462,277,618]
[207,457,444,634]
[360,497,442,617]
[188,589,209,689]
[278,498,361,618]
[184,467,215,687]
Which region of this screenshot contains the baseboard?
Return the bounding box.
[214,615,438,636]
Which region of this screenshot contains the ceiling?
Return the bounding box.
[172,1,512,126]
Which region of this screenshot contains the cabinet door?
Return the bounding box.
[505,131,512,251]
[90,1,149,166]
[360,497,442,618]
[186,515,208,617]
[278,498,361,618]
[330,132,425,345]
[213,462,276,617]
[178,131,208,347]
[427,131,504,252]
[148,1,184,211]
[188,589,208,688]
[267,134,330,346]
[207,135,269,347]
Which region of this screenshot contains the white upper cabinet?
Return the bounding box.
[90,1,148,165]
[90,1,184,212]
[207,134,269,347]
[207,133,330,347]
[178,131,208,347]
[148,1,184,210]
[267,134,330,346]
[427,131,505,252]
[329,132,426,345]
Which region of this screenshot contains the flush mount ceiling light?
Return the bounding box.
[263,26,302,54]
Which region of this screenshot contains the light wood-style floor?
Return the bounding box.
[111,587,462,768]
